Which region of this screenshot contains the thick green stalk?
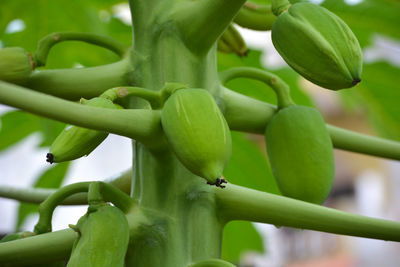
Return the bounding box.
[26,57,132,100]
[222,87,400,160]
[35,32,128,67]
[234,3,276,31]
[216,184,400,241]
[0,229,77,265]
[0,81,163,146]
[173,0,247,54]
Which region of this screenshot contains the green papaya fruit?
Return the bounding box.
[161,89,232,187]
[265,105,334,204]
[0,47,35,85]
[67,204,129,267]
[271,2,362,90]
[47,97,122,163]
[218,24,248,57]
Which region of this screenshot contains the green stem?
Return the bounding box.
[174,0,247,54]
[101,86,162,108]
[0,229,77,266]
[26,57,132,101]
[34,182,91,234]
[189,259,236,267]
[0,81,163,146]
[88,182,104,206]
[216,184,400,241]
[219,67,294,109]
[234,3,276,31]
[222,87,400,160]
[271,0,291,16]
[100,182,136,213]
[0,169,132,205]
[35,32,128,67]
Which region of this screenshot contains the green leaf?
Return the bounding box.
[16,162,70,231]
[224,132,281,194]
[222,221,263,263]
[0,111,40,152]
[340,62,400,140]
[322,0,400,47]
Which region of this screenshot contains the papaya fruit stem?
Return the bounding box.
[34,32,128,67]
[34,182,92,234]
[219,67,294,109]
[271,0,291,16]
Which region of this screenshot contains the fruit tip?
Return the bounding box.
[46,153,54,164]
[352,78,361,86]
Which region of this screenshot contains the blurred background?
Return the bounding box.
[0,0,400,266]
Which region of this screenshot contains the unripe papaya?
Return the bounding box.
[265,105,334,204]
[161,89,232,187]
[0,47,35,85]
[271,2,362,90]
[47,97,122,163]
[67,204,129,267]
[218,24,248,57]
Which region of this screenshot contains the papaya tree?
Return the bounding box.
[0,0,400,266]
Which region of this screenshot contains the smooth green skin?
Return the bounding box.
[271,2,362,90]
[49,97,122,163]
[265,105,335,204]
[161,89,232,183]
[0,47,33,85]
[67,205,129,267]
[0,231,34,243]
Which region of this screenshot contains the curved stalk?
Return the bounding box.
[0,81,163,146]
[220,67,294,108]
[101,86,162,108]
[34,182,91,234]
[222,87,400,160]
[234,3,276,31]
[35,32,128,67]
[216,184,400,241]
[26,57,132,101]
[0,169,132,205]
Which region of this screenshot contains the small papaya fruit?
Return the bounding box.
[47,97,122,163]
[271,2,362,90]
[0,47,35,85]
[265,105,334,204]
[67,204,129,267]
[161,89,232,187]
[218,24,248,57]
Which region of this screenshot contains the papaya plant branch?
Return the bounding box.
[174,0,246,53]
[234,3,276,31]
[0,228,77,266]
[0,81,163,147]
[216,184,400,241]
[35,32,128,67]
[25,57,133,100]
[219,67,294,108]
[0,169,132,205]
[222,87,400,160]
